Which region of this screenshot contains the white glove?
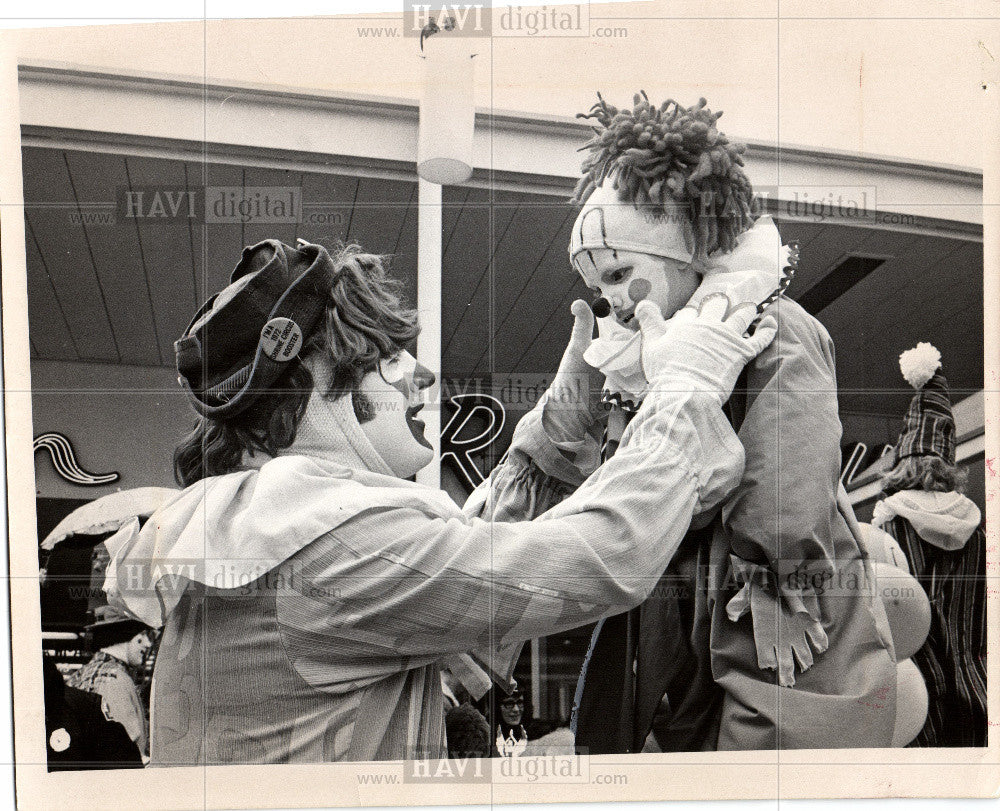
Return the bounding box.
[635,294,778,407]
[541,300,604,443]
[725,556,829,688]
[686,215,796,335]
[582,317,646,406]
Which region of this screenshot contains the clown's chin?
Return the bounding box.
[410,418,433,449]
[406,408,433,449]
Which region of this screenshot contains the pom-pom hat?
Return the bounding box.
[175,239,338,419]
[893,342,956,466]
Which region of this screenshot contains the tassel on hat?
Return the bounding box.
[893,342,956,466]
[899,342,941,389]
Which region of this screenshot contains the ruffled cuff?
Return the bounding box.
[725,554,830,687]
[871,499,895,527]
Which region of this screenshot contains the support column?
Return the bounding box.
[415,178,442,489]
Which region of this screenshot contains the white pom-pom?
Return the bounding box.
[899,342,941,389]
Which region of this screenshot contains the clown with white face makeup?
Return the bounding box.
[102,236,779,765]
[356,350,436,478]
[568,180,792,411]
[569,93,900,754]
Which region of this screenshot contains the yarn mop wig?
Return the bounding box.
[573,92,757,257]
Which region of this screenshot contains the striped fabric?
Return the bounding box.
[894,372,956,465]
[888,515,987,746]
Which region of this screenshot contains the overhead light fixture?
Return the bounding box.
[417,19,477,185]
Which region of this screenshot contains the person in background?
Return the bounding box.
[872,342,987,746]
[444,703,492,759]
[44,656,143,771]
[66,605,153,759]
[485,687,528,757]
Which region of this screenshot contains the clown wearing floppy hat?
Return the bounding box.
[568,92,899,752]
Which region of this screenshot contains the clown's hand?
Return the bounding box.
[685,215,796,336]
[726,557,829,687]
[635,296,777,407]
[541,300,604,450]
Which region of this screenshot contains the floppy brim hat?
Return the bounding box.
[85,605,150,648]
[175,239,339,419]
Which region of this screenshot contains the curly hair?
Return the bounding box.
[173,244,419,487]
[880,454,968,496]
[573,92,757,257]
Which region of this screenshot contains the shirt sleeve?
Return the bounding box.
[464,388,614,526]
[722,298,843,580]
[461,403,586,525]
[277,386,744,694]
[95,674,149,754]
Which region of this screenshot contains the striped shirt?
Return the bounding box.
[889,515,987,747]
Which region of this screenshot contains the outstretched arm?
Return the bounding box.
[277,299,774,694]
[462,299,604,524]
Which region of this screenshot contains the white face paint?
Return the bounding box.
[575,248,699,331]
[125,630,153,668]
[357,350,436,479]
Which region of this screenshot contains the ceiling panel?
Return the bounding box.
[442,186,472,256]
[347,177,419,307]
[441,188,491,373]
[24,219,77,363]
[241,165,304,249]
[61,150,162,367]
[771,219,824,252]
[391,189,420,310]
[183,162,208,308]
[829,239,982,418]
[816,231,950,348]
[125,154,202,365]
[483,202,578,377]
[505,270,589,376]
[347,177,414,255]
[201,162,248,301]
[784,222,878,302]
[441,190,521,373]
[23,148,120,362]
[296,171,356,248]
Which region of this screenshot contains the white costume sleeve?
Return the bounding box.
[280,386,744,693]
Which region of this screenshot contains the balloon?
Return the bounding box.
[892,659,929,747]
[858,522,909,570]
[870,561,931,661]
